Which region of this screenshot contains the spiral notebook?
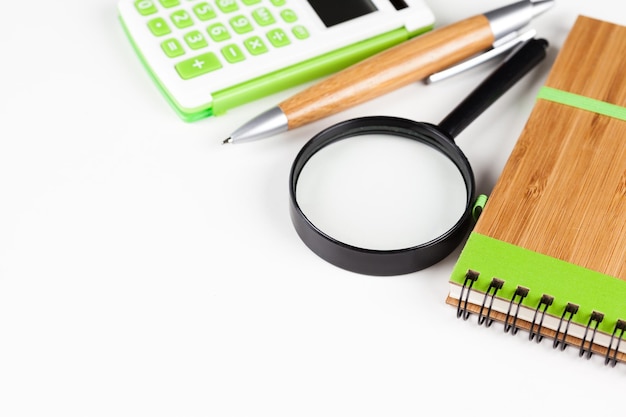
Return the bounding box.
[446,16,626,366]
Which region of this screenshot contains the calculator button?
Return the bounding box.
[267,28,290,47]
[175,52,223,79]
[215,0,239,13]
[170,10,194,29]
[161,38,185,57]
[270,0,286,6]
[148,17,172,36]
[292,25,309,40]
[134,0,158,16]
[221,44,246,63]
[241,0,261,4]
[159,0,180,7]
[229,15,253,34]
[252,7,275,26]
[184,30,208,50]
[193,2,217,21]
[207,23,232,41]
[280,9,297,23]
[244,36,269,55]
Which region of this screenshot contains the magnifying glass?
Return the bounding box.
[289,38,548,276]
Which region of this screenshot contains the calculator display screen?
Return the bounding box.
[307,0,378,27]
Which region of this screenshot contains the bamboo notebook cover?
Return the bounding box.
[447,16,626,366]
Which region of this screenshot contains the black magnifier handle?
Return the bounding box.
[438,38,548,139]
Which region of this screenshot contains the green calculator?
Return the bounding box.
[119,0,435,121]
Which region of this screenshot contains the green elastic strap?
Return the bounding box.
[537,86,626,121]
[472,194,488,222]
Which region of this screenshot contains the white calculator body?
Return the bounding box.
[119,0,435,121]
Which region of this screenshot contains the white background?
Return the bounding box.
[2,1,625,416]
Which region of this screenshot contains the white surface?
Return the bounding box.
[2,1,625,416]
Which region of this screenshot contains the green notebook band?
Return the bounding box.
[537,86,626,122]
[450,232,626,335]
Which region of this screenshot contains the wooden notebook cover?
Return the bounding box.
[474,16,626,279]
[446,16,626,363]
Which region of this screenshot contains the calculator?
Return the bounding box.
[118,0,435,121]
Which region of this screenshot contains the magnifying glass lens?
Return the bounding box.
[295,133,468,251]
[291,39,547,274]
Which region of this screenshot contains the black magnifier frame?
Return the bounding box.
[289,38,548,276]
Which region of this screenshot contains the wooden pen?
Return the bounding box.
[224,0,555,144]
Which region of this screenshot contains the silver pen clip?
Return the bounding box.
[425,29,537,84]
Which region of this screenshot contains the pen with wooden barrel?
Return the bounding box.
[223,0,555,144]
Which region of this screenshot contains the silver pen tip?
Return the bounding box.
[222,137,232,145]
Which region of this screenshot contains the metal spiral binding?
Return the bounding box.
[605,319,626,367]
[552,303,579,351]
[503,286,529,334]
[457,270,479,320]
[478,278,504,327]
[454,272,626,367]
[529,294,554,343]
[579,311,604,359]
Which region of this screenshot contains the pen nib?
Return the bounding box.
[222,137,232,145]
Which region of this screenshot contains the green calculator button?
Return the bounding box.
[252,7,275,26]
[159,0,180,7]
[241,0,261,4]
[270,0,286,6]
[170,10,194,29]
[175,52,223,80]
[207,23,231,42]
[280,9,297,23]
[221,44,246,63]
[161,38,185,57]
[215,0,239,13]
[267,28,290,47]
[193,2,217,20]
[292,25,309,40]
[184,30,208,50]
[244,36,268,55]
[135,0,157,16]
[229,15,253,34]
[147,17,171,36]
